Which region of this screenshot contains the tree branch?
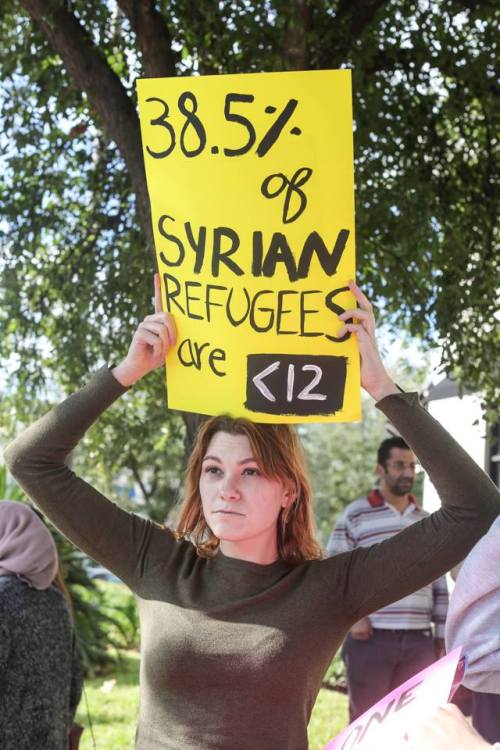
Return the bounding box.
[318,0,389,67]
[284,0,311,70]
[179,2,227,75]
[128,452,153,504]
[182,412,207,458]
[335,0,388,39]
[19,0,154,254]
[116,0,177,77]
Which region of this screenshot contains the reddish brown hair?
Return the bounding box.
[176,416,323,564]
[52,560,74,620]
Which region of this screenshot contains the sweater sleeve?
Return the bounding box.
[3,366,172,589]
[330,391,500,622]
[445,516,500,693]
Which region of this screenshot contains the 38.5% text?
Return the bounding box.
[145,92,301,159]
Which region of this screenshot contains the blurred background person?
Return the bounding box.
[446,516,500,744]
[0,500,83,750]
[327,436,448,721]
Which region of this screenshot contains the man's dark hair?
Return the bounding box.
[377,436,410,468]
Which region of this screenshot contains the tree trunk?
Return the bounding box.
[285,0,312,70]
[19,0,154,255]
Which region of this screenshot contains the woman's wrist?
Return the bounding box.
[110,361,142,388]
[367,377,400,402]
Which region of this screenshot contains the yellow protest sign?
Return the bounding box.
[137,70,360,423]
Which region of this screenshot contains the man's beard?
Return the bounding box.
[391,477,414,496]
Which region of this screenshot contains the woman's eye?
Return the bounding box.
[205,466,222,475]
[243,467,261,476]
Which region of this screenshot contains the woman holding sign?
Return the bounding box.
[5,277,500,750]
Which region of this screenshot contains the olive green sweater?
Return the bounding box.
[5,368,500,750]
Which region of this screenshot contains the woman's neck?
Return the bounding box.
[219,536,279,565]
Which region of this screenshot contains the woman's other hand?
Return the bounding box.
[337,281,399,402]
[112,274,177,387]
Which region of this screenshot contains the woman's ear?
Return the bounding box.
[281,481,298,508]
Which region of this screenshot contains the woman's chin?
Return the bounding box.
[211,519,247,543]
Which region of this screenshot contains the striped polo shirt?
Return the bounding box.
[327,489,449,636]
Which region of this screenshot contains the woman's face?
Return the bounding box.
[199,431,291,562]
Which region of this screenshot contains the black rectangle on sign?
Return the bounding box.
[245,353,347,417]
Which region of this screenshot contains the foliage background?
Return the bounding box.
[1,2,498,528]
[0,0,497,675]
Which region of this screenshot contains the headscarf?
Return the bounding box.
[0,500,58,589]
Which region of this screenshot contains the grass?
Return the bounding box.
[76,652,348,750]
[309,689,349,749]
[76,653,141,750]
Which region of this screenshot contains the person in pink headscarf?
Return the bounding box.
[0,500,83,750]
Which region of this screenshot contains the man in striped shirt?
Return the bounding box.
[327,435,449,722]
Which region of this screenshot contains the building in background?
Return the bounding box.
[423,377,499,516]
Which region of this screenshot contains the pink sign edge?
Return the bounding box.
[322,646,463,750]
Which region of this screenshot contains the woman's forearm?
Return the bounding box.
[339,391,500,622]
[376,391,500,520]
[5,366,126,479]
[3,367,149,584]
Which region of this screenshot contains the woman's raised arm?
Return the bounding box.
[4,276,177,588]
[326,282,500,621]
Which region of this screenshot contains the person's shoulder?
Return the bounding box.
[412,505,430,519]
[137,519,200,577]
[0,577,54,619]
[0,576,17,614]
[341,496,373,518]
[46,583,70,606]
[0,575,18,591]
[146,519,189,554]
[0,575,28,600]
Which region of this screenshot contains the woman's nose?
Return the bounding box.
[220,478,240,500]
